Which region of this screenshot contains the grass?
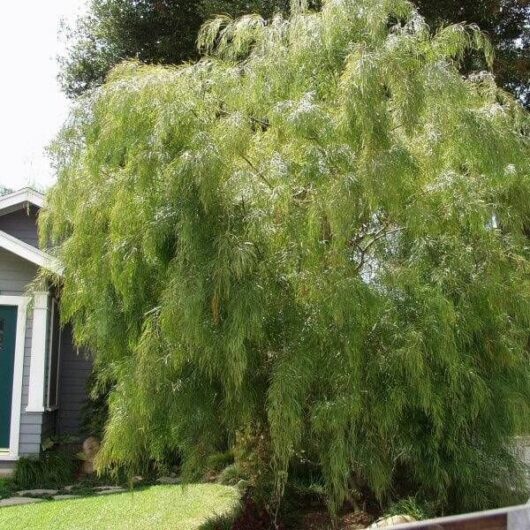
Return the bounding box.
[385,496,433,521]
[0,484,240,530]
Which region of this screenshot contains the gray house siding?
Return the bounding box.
[19,312,44,456]
[0,248,47,456]
[0,462,15,476]
[0,248,39,296]
[0,207,40,248]
[57,325,91,435]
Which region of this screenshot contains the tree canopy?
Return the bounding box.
[59,0,529,105]
[58,0,204,97]
[417,0,530,107]
[58,0,294,97]
[45,0,530,517]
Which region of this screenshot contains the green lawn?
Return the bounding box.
[0,484,239,530]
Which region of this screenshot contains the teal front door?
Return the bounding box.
[0,306,17,449]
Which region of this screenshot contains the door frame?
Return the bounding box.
[0,296,28,460]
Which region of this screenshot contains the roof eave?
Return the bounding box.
[0,230,63,276]
[0,188,45,217]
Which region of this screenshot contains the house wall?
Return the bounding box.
[0,462,15,476]
[0,248,48,456]
[0,207,40,248]
[57,325,92,435]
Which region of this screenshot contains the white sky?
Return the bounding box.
[0,1,87,192]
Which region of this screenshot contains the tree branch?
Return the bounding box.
[240,153,274,189]
[353,225,403,273]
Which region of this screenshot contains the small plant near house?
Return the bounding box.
[0,478,14,500]
[14,450,77,490]
[11,433,81,490]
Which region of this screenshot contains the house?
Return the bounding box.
[0,188,92,474]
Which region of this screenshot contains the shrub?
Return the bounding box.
[218,464,247,486]
[14,450,77,490]
[0,478,13,500]
[206,451,235,475]
[385,496,434,521]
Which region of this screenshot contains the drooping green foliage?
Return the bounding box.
[44,0,530,515]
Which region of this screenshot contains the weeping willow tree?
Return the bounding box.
[42,0,530,516]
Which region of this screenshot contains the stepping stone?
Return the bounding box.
[0,497,44,507]
[96,488,127,495]
[63,485,76,492]
[370,515,416,528]
[53,495,81,500]
[16,489,58,497]
[93,486,124,492]
[157,476,181,485]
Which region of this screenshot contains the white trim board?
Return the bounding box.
[0,295,29,461]
[26,293,49,413]
[0,188,44,217]
[0,230,63,276]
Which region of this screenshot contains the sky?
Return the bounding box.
[0,1,87,192]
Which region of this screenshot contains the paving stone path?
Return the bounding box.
[53,495,81,500]
[156,476,181,485]
[96,488,127,495]
[16,489,58,497]
[0,497,44,507]
[0,484,128,507]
